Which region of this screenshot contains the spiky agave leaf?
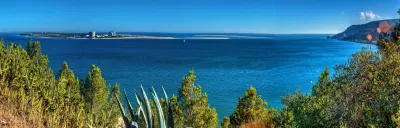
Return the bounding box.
[150,87,166,128]
[114,93,130,127]
[117,86,172,128]
[162,87,174,128]
[140,85,153,128]
[124,89,139,127]
[134,89,148,128]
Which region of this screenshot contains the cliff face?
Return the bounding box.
[328,19,398,43]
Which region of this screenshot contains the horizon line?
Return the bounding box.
[0,31,337,35]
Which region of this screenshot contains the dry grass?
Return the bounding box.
[115,117,125,128]
[239,121,268,128]
[0,104,42,128]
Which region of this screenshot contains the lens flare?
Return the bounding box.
[379,21,390,33]
[367,34,373,41]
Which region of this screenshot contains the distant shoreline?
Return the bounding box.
[18,35,233,40]
[19,35,175,40]
[19,32,175,40]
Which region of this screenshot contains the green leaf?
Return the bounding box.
[162,86,174,128]
[140,85,153,128]
[114,93,130,127]
[150,87,166,128]
[134,89,148,128]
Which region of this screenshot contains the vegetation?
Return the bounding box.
[0,8,400,128]
[0,39,119,127]
[220,9,400,128]
[222,86,274,128]
[172,70,219,128]
[114,86,175,128]
[0,38,218,128]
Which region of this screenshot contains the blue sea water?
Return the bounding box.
[0,33,376,121]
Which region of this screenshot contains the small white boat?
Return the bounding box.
[183,39,186,42]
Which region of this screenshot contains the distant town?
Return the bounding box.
[20,31,172,39]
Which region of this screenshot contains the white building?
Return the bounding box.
[89,31,96,39]
[109,31,116,37]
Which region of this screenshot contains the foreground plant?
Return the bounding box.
[115,85,174,128]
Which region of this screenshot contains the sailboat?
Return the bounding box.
[183,39,186,43]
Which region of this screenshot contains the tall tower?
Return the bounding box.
[89,31,96,39]
[109,31,116,37]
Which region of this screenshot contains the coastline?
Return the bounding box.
[18,35,234,40]
[19,35,175,40]
[328,38,378,45]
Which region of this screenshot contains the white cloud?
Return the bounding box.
[360,12,365,20]
[360,11,381,21]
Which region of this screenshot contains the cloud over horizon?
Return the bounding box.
[360,11,381,21]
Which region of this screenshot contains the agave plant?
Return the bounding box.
[114,85,175,128]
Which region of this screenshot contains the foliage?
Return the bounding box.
[276,10,400,127]
[312,68,331,96]
[170,95,183,127]
[176,70,218,128]
[115,86,175,128]
[0,40,85,127]
[82,64,120,127]
[0,39,120,127]
[221,117,231,128]
[393,102,400,127]
[223,9,400,128]
[227,86,274,128]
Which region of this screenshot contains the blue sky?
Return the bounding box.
[0,0,399,34]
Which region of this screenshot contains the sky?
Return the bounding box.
[0,0,399,34]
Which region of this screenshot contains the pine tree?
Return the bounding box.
[176,70,218,128]
[312,68,330,96]
[0,38,4,51]
[107,83,123,127]
[56,62,86,127]
[170,95,183,127]
[26,39,33,57]
[82,64,111,126]
[0,39,123,127]
[58,62,81,104]
[221,117,231,128]
[83,65,108,111]
[229,86,273,127]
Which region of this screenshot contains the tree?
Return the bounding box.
[26,39,33,57]
[82,64,119,127]
[176,70,218,128]
[0,40,90,127]
[281,89,318,128]
[221,117,231,128]
[56,62,86,127]
[170,95,183,127]
[0,38,4,51]
[229,86,274,128]
[107,83,123,127]
[26,39,48,67]
[58,62,82,104]
[83,65,108,112]
[312,68,330,96]
[393,102,400,127]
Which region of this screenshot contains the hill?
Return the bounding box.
[328,19,398,43]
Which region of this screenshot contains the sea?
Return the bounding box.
[0,33,377,121]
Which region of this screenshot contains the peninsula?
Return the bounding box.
[328,19,398,44]
[20,31,173,39]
